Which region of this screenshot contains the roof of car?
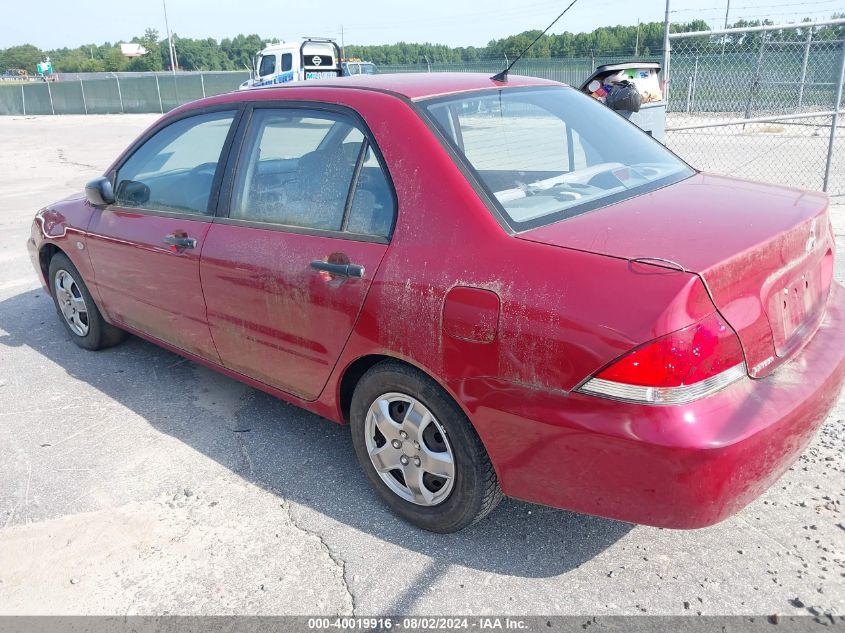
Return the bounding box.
[308,72,563,100]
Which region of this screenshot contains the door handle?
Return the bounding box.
[164,234,197,249]
[310,260,365,278]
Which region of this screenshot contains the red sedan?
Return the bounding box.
[27,73,845,532]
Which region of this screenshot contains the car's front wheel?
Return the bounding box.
[350,361,502,532]
[48,252,125,350]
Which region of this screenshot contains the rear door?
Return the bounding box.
[86,108,239,361]
[201,104,395,399]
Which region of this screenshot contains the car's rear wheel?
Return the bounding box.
[48,252,125,350]
[350,361,502,532]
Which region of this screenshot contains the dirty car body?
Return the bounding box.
[28,73,845,531]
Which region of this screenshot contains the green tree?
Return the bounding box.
[128,28,163,71]
[0,44,43,73]
[221,34,269,70]
[103,47,128,72]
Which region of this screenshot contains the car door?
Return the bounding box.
[86,108,239,362]
[200,105,396,400]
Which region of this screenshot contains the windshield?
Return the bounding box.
[422,86,693,230]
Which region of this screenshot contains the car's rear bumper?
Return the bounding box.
[452,282,845,528]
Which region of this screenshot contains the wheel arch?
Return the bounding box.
[336,353,475,429]
[38,243,63,293]
[338,354,393,423]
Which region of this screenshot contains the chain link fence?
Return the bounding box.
[664,20,845,196]
[379,55,659,84]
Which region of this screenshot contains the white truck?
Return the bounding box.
[239,38,342,90]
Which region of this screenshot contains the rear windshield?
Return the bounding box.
[421,86,693,230]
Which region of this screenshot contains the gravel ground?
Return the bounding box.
[0,114,843,617]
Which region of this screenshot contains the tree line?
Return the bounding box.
[1,17,842,74]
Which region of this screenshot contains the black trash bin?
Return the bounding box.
[579,62,666,143]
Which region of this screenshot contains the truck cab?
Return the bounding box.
[239,38,342,90]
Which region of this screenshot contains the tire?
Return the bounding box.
[350,361,503,532]
[48,252,125,350]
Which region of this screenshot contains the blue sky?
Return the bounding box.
[1,0,842,49]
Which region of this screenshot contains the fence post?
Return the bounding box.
[20,84,25,116]
[797,28,812,109]
[662,0,671,103]
[744,33,767,121]
[155,74,163,113]
[79,79,88,115]
[691,56,699,112]
[686,75,693,113]
[115,76,124,113]
[822,37,845,192]
[46,80,55,115]
[200,72,206,98]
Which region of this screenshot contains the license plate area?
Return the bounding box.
[768,262,827,357]
[305,71,339,80]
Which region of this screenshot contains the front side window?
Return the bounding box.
[422,87,693,230]
[258,54,276,77]
[230,108,394,237]
[114,111,235,215]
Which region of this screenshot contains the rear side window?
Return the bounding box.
[230,108,394,238]
[258,54,276,77]
[343,129,395,237]
[114,111,235,215]
[281,53,292,72]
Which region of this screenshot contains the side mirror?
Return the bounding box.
[85,177,115,207]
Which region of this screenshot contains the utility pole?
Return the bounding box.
[340,25,345,59]
[635,19,640,57]
[163,0,176,75]
[662,0,671,99]
[721,0,731,55]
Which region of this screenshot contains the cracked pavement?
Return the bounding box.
[0,114,843,616]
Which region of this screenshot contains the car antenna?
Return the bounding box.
[491,0,581,82]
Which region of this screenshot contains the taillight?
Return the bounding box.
[576,312,747,405]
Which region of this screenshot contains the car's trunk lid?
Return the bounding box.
[518,173,835,378]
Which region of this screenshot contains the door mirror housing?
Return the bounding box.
[85,177,115,207]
